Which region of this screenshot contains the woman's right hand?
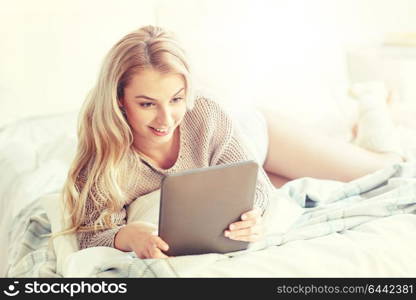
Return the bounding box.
[114,221,169,259]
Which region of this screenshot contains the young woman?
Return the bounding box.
[63,25,404,259]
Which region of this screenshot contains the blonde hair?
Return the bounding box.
[60,25,193,236]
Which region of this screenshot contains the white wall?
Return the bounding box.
[1,0,415,128]
[0,0,155,127]
[155,0,416,120]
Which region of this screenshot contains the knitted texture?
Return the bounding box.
[77,96,274,249]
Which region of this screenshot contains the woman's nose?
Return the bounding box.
[155,106,173,125]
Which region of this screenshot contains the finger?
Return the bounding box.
[144,244,155,258]
[149,247,169,259]
[230,213,263,230]
[133,248,148,259]
[241,208,262,220]
[154,236,169,252]
[146,243,159,258]
[225,224,263,239]
[229,219,257,231]
[144,238,160,258]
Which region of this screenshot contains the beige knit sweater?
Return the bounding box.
[77,96,275,249]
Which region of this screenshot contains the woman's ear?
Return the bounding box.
[117,98,124,108]
[118,99,127,117]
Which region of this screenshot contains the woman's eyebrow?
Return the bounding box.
[134,87,184,101]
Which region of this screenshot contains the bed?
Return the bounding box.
[2,109,416,278]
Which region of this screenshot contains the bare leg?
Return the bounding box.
[266,171,290,188]
[260,108,402,183]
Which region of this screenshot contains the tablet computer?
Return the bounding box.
[158,160,258,256]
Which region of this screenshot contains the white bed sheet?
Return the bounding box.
[0,113,78,277]
[184,214,416,277]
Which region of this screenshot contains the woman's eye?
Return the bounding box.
[140,102,154,108]
[171,97,183,103]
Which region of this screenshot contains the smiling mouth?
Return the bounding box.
[150,127,169,133]
[149,126,170,136]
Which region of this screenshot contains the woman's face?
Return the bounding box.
[120,68,187,150]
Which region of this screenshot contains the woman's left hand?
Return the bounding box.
[224,208,264,242]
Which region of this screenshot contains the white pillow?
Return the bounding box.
[40,193,79,276]
[41,189,161,276]
[126,189,160,225]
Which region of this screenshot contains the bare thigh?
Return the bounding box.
[259,108,401,182]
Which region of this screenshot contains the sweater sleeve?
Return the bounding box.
[206,99,274,214]
[76,172,127,249]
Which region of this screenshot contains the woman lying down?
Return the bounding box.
[59,25,406,259]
